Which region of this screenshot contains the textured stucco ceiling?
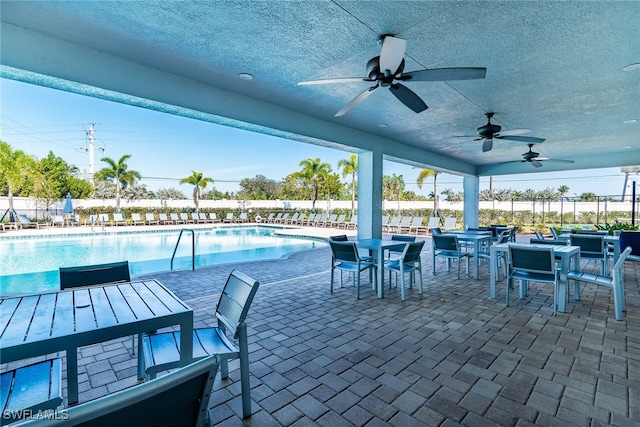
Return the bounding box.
[1,1,638,177]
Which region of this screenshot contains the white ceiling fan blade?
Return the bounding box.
[530,160,543,168]
[403,67,486,81]
[482,138,493,152]
[298,77,369,85]
[497,135,546,144]
[379,36,406,74]
[541,159,575,164]
[335,86,378,117]
[497,128,532,137]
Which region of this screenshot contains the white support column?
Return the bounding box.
[463,175,480,229]
[357,150,383,239]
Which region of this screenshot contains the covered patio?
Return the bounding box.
[4,235,638,425]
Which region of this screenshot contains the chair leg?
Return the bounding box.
[330,267,335,293]
[400,270,406,301]
[238,324,252,418]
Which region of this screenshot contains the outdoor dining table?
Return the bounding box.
[0,279,193,405]
[441,230,493,279]
[489,242,580,313]
[353,238,406,298]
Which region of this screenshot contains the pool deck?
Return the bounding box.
[2,224,639,426]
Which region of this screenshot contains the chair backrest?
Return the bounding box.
[613,246,633,277]
[180,213,189,220]
[216,270,260,338]
[99,213,110,222]
[329,234,349,241]
[329,241,359,263]
[59,261,130,289]
[411,216,423,226]
[535,231,545,239]
[509,226,518,242]
[509,245,555,274]
[146,213,156,221]
[550,227,560,239]
[619,231,640,257]
[496,230,511,245]
[431,227,442,235]
[402,240,425,263]
[131,213,141,221]
[159,213,168,220]
[210,213,218,220]
[20,355,220,427]
[570,234,605,257]
[529,238,568,246]
[433,234,459,252]
[226,213,234,220]
[391,235,416,243]
[170,213,179,220]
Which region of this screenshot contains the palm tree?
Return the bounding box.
[417,168,439,217]
[94,154,141,211]
[299,158,332,210]
[180,171,214,211]
[337,154,358,215]
[0,142,37,221]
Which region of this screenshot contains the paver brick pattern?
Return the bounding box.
[3,235,639,426]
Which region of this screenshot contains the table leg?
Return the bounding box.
[67,347,78,405]
[489,246,497,299]
[473,241,480,279]
[179,315,194,368]
[377,249,385,298]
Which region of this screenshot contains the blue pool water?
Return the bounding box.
[0,226,324,296]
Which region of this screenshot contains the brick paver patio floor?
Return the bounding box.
[3,234,639,426]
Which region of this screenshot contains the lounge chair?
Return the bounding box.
[268,213,282,223]
[332,213,346,228]
[408,216,426,234]
[51,215,65,227]
[98,213,113,226]
[69,214,81,226]
[427,216,441,234]
[384,216,401,233]
[223,212,234,223]
[260,213,275,223]
[198,212,210,223]
[277,213,289,224]
[145,213,159,225]
[345,215,357,230]
[209,212,221,223]
[158,213,173,225]
[112,213,127,226]
[130,213,145,225]
[180,212,193,224]
[323,214,337,228]
[302,213,317,226]
[15,214,46,229]
[285,212,299,224]
[443,217,457,231]
[171,213,185,224]
[397,216,413,233]
[236,212,248,223]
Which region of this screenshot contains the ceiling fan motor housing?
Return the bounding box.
[477,122,501,138]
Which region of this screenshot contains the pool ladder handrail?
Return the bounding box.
[171,229,195,271]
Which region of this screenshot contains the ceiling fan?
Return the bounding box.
[297,34,486,117]
[509,144,575,168]
[459,112,546,152]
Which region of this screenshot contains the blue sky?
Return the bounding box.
[0,78,630,198]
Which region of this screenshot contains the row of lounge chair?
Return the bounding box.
[259,212,358,229]
[49,212,249,227]
[382,215,458,235]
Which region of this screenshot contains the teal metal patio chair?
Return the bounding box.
[19,355,220,427]
[507,245,559,314]
[432,234,470,279]
[570,234,608,275]
[141,270,260,419]
[568,246,632,321]
[385,240,425,301]
[329,241,377,299]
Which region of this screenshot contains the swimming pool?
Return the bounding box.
[0,226,325,296]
